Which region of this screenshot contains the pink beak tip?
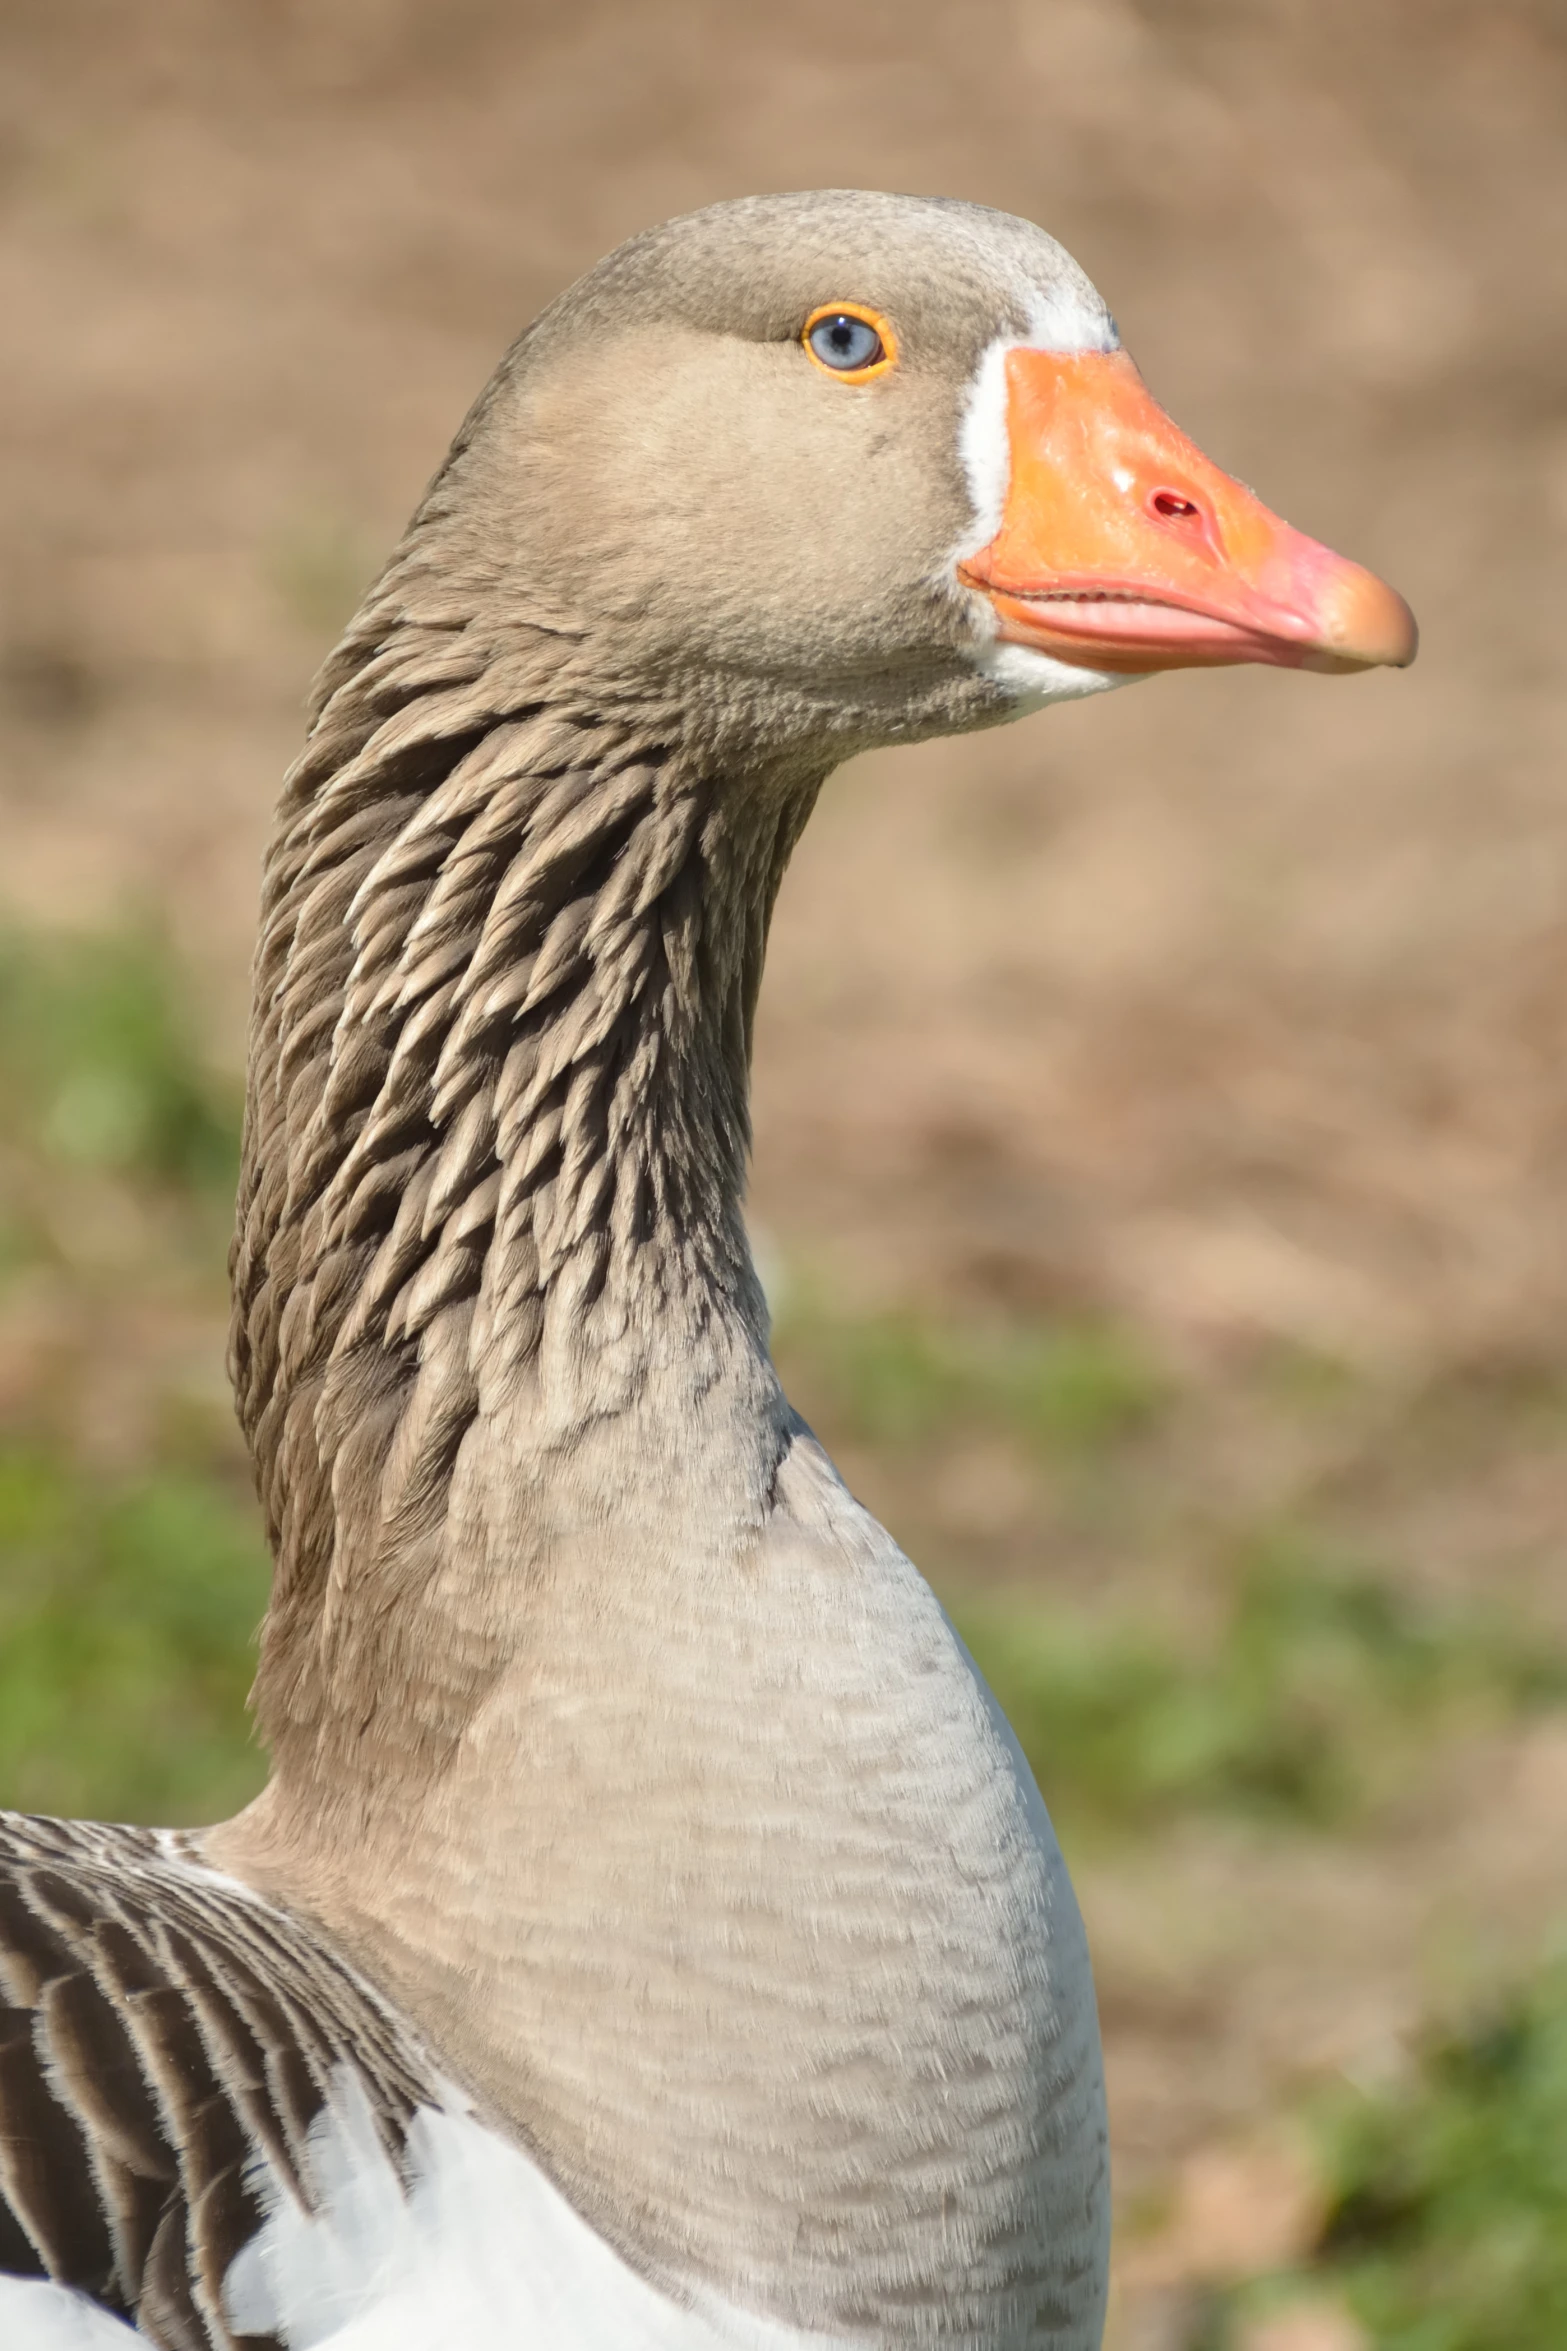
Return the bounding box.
[1302,550,1419,673]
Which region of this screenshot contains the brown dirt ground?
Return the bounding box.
[1,5,1564,2344]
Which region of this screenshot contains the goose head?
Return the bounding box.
[419,187,1415,763]
[237,191,1418,1781]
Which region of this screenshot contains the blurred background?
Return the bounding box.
[1,3,1564,2344]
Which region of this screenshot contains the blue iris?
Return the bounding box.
[808,313,884,371]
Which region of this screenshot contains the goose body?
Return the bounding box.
[0,192,1413,2350]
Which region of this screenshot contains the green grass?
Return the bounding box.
[266,513,379,641]
[962,1535,1567,1837]
[773,1297,1167,1454]
[0,1446,268,1823]
[1213,1957,1567,2349]
[774,1292,1567,1838]
[0,920,263,1823]
[0,923,239,1201]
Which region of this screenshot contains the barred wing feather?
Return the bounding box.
[0,1814,430,2351]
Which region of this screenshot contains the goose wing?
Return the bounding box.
[0,1813,433,2350]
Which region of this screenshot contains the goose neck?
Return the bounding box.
[229,616,822,1781]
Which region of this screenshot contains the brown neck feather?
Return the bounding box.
[231,573,821,1782]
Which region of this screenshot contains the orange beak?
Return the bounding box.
[959,348,1417,675]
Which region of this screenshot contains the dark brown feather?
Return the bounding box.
[0,1813,438,2349]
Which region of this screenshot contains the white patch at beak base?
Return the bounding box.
[953,285,1127,712]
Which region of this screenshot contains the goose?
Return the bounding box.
[0,190,1414,2351]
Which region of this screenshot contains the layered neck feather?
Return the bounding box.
[231,569,822,1787]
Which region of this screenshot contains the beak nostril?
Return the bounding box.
[1151,490,1200,521]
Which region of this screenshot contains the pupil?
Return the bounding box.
[809,312,883,371]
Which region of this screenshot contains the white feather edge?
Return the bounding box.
[228,2071,846,2351]
[2,2069,844,2351]
[0,2278,136,2349]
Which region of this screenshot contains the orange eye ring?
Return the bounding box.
[801,302,899,385]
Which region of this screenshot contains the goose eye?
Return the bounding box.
[809,314,882,370]
[802,305,896,381]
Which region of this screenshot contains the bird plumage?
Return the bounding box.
[0,189,1411,2348]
